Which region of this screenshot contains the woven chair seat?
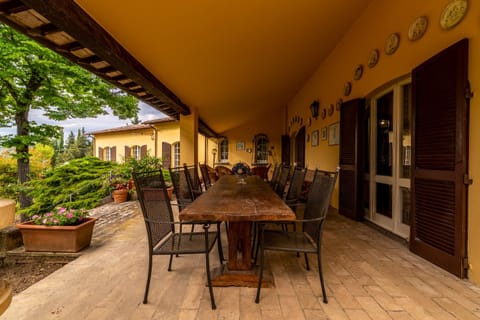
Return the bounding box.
[262,230,317,253]
[153,231,218,255]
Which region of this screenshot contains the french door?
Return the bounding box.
[367,79,412,238]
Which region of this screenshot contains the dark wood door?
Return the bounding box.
[295,126,306,167]
[410,38,470,277]
[339,98,365,221]
[281,135,290,164]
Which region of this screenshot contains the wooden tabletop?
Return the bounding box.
[179,175,295,222]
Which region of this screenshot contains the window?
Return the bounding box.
[254,134,268,164]
[173,142,180,167]
[105,147,111,161]
[132,145,141,160]
[219,138,229,163]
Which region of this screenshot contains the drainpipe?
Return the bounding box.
[149,125,158,158]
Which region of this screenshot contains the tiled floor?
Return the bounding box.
[4,204,480,320]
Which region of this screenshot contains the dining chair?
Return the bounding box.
[251,164,271,181]
[274,164,291,197]
[199,163,212,190]
[255,168,339,304]
[133,168,223,310]
[268,163,280,189]
[183,163,203,197]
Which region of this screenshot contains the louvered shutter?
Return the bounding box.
[111,146,116,162]
[162,142,171,168]
[98,147,104,160]
[124,146,131,160]
[141,145,147,158]
[339,98,365,221]
[410,38,469,277]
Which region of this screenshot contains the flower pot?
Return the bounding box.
[17,217,97,253]
[112,189,128,203]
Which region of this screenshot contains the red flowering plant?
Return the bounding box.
[30,207,90,226]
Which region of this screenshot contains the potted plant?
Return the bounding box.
[109,177,129,203]
[16,207,97,253]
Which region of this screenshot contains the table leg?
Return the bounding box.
[227,221,252,270]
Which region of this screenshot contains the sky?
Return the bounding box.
[0,101,166,139]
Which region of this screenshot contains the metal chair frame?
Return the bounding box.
[255,168,339,304]
[133,169,224,310]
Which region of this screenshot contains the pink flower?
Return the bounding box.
[53,219,59,224]
[66,213,74,219]
[46,212,53,217]
[58,207,66,214]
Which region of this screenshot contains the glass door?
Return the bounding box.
[368,80,411,238]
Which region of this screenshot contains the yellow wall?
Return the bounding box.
[220,107,284,170]
[288,0,480,283]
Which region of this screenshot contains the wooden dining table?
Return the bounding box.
[179,174,295,285]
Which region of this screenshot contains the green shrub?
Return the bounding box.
[18,157,121,217]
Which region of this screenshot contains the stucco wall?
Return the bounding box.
[288,0,480,283]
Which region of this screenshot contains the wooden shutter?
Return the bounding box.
[281,135,290,164]
[98,147,104,160]
[339,98,365,221]
[410,38,469,277]
[111,146,116,162]
[141,145,147,158]
[124,146,131,160]
[162,142,171,168]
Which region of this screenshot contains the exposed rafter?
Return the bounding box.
[0,0,218,137]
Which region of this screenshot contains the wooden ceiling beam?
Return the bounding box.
[21,0,190,116]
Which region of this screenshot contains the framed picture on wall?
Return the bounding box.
[328,122,340,146]
[236,140,245,151]
[311,130,319,147]
[321,127,327,140]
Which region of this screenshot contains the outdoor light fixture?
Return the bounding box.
[310,100,320,119]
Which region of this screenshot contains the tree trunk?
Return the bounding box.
[16,109,32,221]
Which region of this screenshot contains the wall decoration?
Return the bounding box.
[321,108,327,120]
[385,32,400,55]
[344,82,352,96]
[321,127,327,141]
[354,64,363,80]
[306,134,310,142]
[308,117,312,127]
[440,0,468,30]
[368,49,379,68]
[336,99,343,111]
[328,122,340,146]
[328,104,334,116]
[236,140,245,151]
[311,130,319,147]
[408,16,428,41]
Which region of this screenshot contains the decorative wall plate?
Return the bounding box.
[354,64,363,80]
[328,104,334,116]
[321,108,327,120]
[368,49,379,68]
[385,33,400,55]
[336,99,343,111]
[440,0,468,30]
[408,16,428,41]
[344,82,352,96]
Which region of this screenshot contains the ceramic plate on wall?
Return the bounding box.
[354,64,363,80]
[440,0,468,30]
[368,49,379,68]
[408,16,428,41]
[385,33,400,55]
[344,82,352,96]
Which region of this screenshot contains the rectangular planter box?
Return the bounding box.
[17,217,97,253]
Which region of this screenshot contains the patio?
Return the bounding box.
[3,202,480,320]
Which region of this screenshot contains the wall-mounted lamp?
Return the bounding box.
[310,100,320,120]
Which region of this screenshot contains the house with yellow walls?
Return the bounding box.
[2,0,480,287]
[87,118,217,168]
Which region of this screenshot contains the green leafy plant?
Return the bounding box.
[30,207,89,226]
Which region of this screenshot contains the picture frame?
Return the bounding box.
[311,130,319,147]
[328,122,340,146]
[321,127,327,140]
[236,140,245,151]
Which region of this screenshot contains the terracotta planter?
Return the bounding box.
[17,217,97,253]
[112,189,128,203]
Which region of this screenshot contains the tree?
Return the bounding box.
[0,23,138,213]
